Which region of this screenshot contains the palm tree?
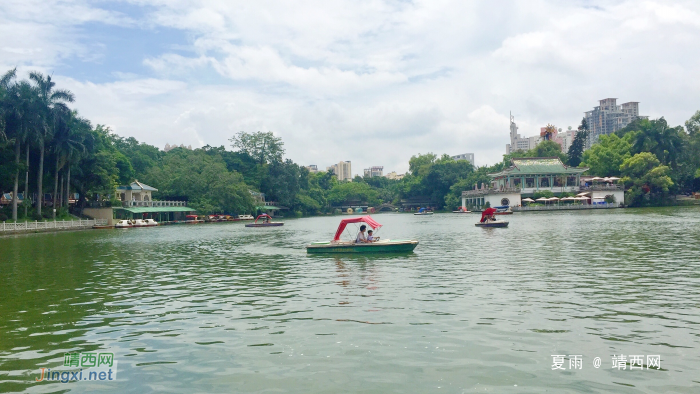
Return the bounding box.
[0,70,37,221]
[28,72,74,218]
[63,116,91,209]
[1,69,19,220]
[632,118,684,168]
[51,111,85,218]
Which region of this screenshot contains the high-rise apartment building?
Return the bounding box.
[327,161,352,181]
[506,113,539,154]
[557,127,578,154]
[585,98,646,147]
[385,171,405,180]
[450,153,475,166]
[363,166,384,178]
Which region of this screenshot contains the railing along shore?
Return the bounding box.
[0,219,109,233]
[122,200,186,207]
[513,203,619,212]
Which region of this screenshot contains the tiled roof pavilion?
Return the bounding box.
[116,180,158,192]
[485,157,589,193]
[490,157,588,178]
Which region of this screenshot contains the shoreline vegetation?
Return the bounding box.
[2,68,700,223]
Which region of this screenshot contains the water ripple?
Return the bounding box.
[1,207,699,393]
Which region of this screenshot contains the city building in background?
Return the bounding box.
[506,113,581,154]
[164,143,192,152]
[363,166,384,178]
[506,113,539,154]
[585,98,647,147]
[540,125,579,154]
[385,171,405,180]
[305,165,319,173]
[327,161,352,181]
[556,127,578,153]
[450,153,475,166]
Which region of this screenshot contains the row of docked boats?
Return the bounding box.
[114,219,159,228]
[206,214,255,222]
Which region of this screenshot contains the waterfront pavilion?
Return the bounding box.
[462,157,590,209]
[113,180,196,223]
[491,157,588,194]
[116,180,157,202]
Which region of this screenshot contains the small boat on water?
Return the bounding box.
[185,214,203,224]
[413,207,434,216]
[237,214,255,220]
[116,218,159,228]
[493,206,513,215]
[453,207,472,213]
[306,215,418,253]
[475,207,509,228]
[245,214,284,227]
[475,221,509,228]
[115,220,133,228]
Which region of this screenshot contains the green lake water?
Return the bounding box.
[1,208,699,393]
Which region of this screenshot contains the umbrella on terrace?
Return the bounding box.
[535,197,549,202]
[522,198,535,202]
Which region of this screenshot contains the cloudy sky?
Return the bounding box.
[2,0,699,173]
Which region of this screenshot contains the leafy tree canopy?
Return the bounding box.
[145,149,254,215]
[229,131,285,165]
[620,152,673,206]
[581,133,634,177]
[327,182,379,206]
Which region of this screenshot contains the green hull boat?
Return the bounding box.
[306,239,418,254]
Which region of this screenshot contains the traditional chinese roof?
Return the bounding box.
[116,180,158,192]
[489,157,588,178]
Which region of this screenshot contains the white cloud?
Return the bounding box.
[3,0,700,173]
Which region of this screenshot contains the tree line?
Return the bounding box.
[2,68,700,221]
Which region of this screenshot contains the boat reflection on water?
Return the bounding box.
[331,256,398,323]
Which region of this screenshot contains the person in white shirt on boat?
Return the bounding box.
[356,225,370,243]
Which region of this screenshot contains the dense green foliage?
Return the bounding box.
[581,133,633,177]
[581,115,700,205]
[2,67,699,220]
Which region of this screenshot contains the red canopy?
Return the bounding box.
[481,207,497,220]
[254,214,271,223]
[333,215,382,241]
